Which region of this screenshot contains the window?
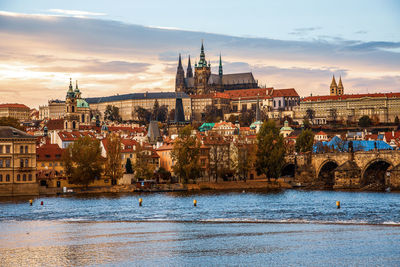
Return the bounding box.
[279,100,281,107]
[0,145,3,153]
[0,159,3,167]
[20,146,23,154]
[5,159,10,167]
[23,174,26,181]
[5,146,10,153]
[17,174,20,181]
[0,174,2,182]
[28,174,32,181]
[25,146,28,154]
[54,162,58,166]
[25,159,29,167]
[41,162,45,167]
[6,174,9,182]
[274,101,276,107]
[49,163,52,167]
[72,106,75,112]
[20,159,24,167]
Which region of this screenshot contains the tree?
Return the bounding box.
[227,114,237,124]
[395,116,400,125]
[302,118,311,129]
[239,109,255,127]
[171,125,201,183]
[134,145,155,181]
[168,109,175,121]
[0,117,24,131]
[305,108,315,120]
[231,136,256,181]
[154,167,172,183]
[328,108,338,125]
[104,105,122,122]
[157,105,168,122]
[255,120,286,182]
[295,129,315,153]
[62,136,103,188]
[104,133,123,185]
[207,133,231,182]
[135,106,151,125]
[152,100,160,120]
[204,105,222,122]
[359,115,372,128]
[125,158,133,174]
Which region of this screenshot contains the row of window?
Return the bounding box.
[0,145,11,154]
[0,174,10,182]
[0,159,11,168]
[40,162,63,167]
[0,174,32,182]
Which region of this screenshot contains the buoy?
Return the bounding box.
[193,199,197,207]
[29,199,33,206]
[40,201,43,206]
[139,198,142,206]
[336,201,340,209]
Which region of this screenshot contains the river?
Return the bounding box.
[0,190,399,266]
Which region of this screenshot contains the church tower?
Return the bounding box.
[186,55,193,78]
[330,75,338,96]
[175,54,186,93]
[337,76,344,95]
[194,41,211,94]
[64,78,80,131]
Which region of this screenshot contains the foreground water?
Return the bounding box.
[1,190,400,266]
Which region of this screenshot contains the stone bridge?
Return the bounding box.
[283,150,400,190]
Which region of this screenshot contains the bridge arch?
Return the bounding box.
[317,160,339,188]
[361,158,392,190]
[281,163,295,178]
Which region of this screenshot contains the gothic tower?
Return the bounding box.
[186,55,193,78]
[194,41,211,94]
[175,54,186,93]
[330,75,338,96]
[64,78,80,131]
[337,76,344,95]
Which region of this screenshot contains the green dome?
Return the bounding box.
[250,120,262,129]
[77,99,89,108]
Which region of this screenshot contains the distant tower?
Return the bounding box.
[194,41,211,94]
[186,55,193,78]
[175,54,186,93]
[337,76,344,95]
[330,75,338,96]
[218,53,223,78]
[64,78,79,131]
[174,94,186,123]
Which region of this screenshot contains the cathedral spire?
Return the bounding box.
[175,53,185,92]
[218,53,223,77]
[330,75,337,87]
[330,75,338,96]
[178,53,182,68]
[198,40,207,67]
[187,55,193,78]
[69,78,73,91]
[337,76,344,95]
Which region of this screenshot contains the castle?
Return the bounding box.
[175,42,259,95]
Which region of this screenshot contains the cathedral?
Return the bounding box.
[175,42,259,95]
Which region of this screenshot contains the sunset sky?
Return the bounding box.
[0,0,399,108]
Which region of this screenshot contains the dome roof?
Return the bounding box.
[77,99,89,108]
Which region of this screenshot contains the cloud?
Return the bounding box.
[289,27,322,36]
[47,9,106,17]
[0,12,399,108]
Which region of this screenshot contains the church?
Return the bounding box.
[175,42,259,95]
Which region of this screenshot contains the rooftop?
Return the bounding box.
[0,126,35,139]
[85,92,190,104]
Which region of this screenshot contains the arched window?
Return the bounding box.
[25,159,29,167]
[20,146,23,154]
[67,106,69,112]
[17,174,20,181]
[65,122,68,129]
[28,174,32,181]
[81,114,85,123]
[72,106,75,112]
[279,100,281,107]
[23,174,26,181]
[25,146,28,154]
[20,159,24,167]
[6,174,9,182]
[0,174,2,182]
[73,121,76,129]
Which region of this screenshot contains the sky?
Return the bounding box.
[0,0,399,108]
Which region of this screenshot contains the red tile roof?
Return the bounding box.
[226,88,273,100]
[0,103,30,109]
[272,88,299,97]
[302,92,400,102]
[190,92,230,99]
[58,131,96,141]
[46,119,64,130]
[36,144,64,161]
[316,131,327,136]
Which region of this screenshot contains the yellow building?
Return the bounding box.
[0,126,37,196]
[0,104,30,121]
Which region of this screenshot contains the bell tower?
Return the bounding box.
[330,75,338,96]
[64,78,79,131]
[194,41,211,94]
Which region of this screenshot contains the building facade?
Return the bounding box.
[0,126,37,196]
[39,100,65,120]
[0,104,30,121]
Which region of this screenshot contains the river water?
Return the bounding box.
[0,190,400,266]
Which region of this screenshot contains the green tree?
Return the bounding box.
[62,136,103,188]
[134,145,155,181]
[239,109,255,127]
[171,125,201,183]
[255,120,286,182]
[305,108,315,120]
[302,118,311,129]
[154,167,172,183]
[135,106,151,124]
[0,117,24,131]
[204,105,222,122]
[359,115,372,128]
[104,133,123,185]
[125,158,133,174]
[231,136,256,181]
[104,105,122,122]
[295,129,315,153]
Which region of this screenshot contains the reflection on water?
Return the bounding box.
[1,190,400,266]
